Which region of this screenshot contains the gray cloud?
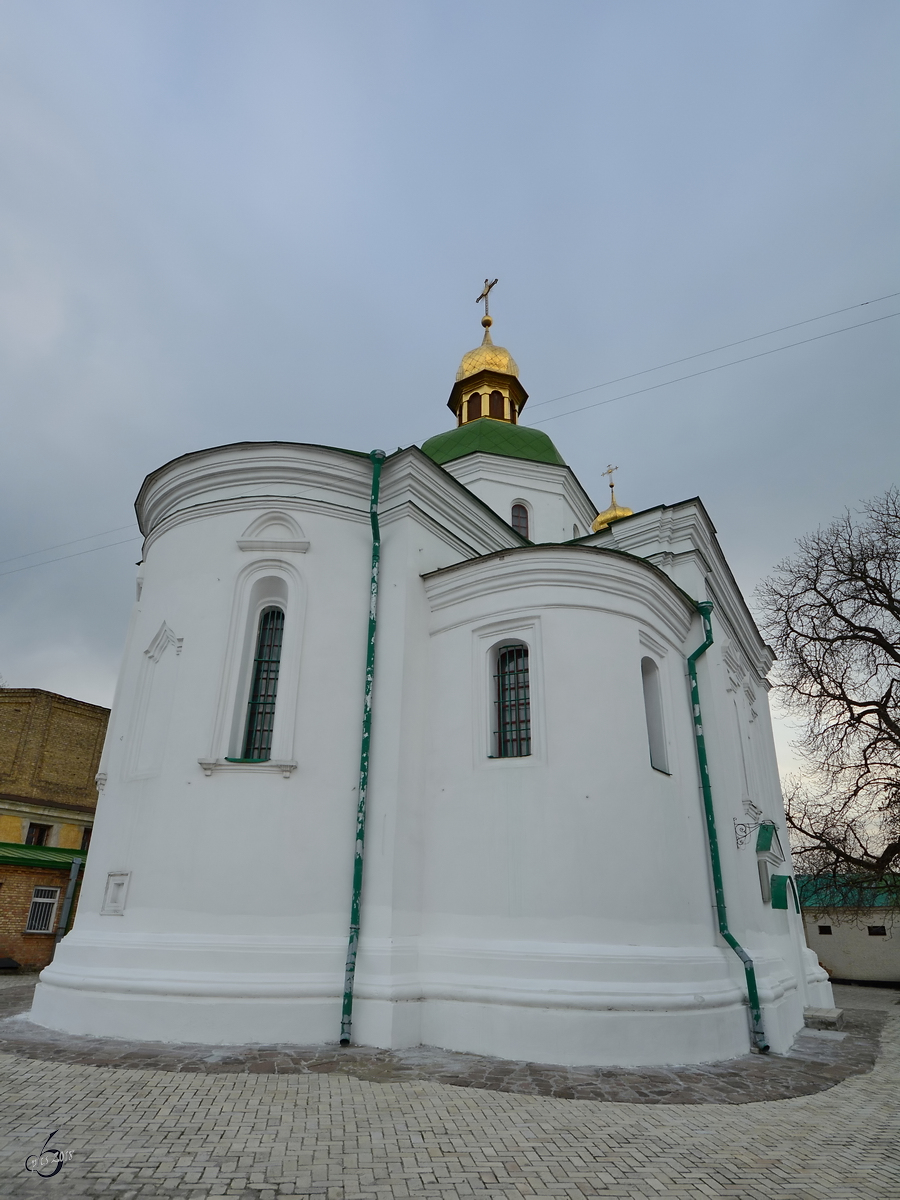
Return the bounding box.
[0,0,896,783]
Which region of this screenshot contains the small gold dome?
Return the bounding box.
[591,499,634,532]
[456,317,519,382]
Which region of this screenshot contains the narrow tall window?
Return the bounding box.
[495,644,531,757]
[511,504,529,539]
[242,607,285,760]
[26,886,60,933]
[489,390,504,419]
[641,656,669,773]
[466,393,482,422]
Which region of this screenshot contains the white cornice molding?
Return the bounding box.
[587,500,773,676]
[423,546,695,642]
[142,494,367,558]
[0,799,95,823]
[379,501,482,559]
[137,443,521,565]
[380,450,522,557]
[237,539,309,552]
[442,452,599,528]
[198,759,297,779]
[137,444,373,537]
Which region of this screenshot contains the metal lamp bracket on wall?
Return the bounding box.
[734,819,772,849]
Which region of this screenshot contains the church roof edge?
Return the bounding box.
[421,540,699,615]
[135,440,386,535]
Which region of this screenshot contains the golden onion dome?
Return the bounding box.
[456,316,519,382]
[591,483,633,532]
[591,500,634,532]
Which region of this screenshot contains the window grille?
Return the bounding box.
[511,504,529,539]
[495,644,531,757]
[242,607,285,761]
[26,886,60,933]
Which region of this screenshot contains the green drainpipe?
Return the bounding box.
[688,601,769,1053]
[340,449,387,1045]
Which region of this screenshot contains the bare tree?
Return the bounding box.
[757,488,900,906]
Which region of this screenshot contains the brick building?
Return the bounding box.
[0,689,109,970]
[0,843,87,969]
[0,689,109,850]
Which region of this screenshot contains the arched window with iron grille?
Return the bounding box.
[495,643,531,758]
[242,607,285,760]
[511,504,529,539]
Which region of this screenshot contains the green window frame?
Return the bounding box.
[771,874,800,912]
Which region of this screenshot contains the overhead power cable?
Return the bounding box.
[0,536,142,579]
[0,523,138,568]
[526,310,900,427]
[528,290,900,411]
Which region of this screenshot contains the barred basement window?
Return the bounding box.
[26,886,60,933]
[868,925,887,937]
[242,607,285,761]
[495,643,531,758]
[818,925,832,935]
[511,504,529,539]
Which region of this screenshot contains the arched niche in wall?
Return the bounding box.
[237,511,309,554]
[640,655,670,775]
[199,559,306,777]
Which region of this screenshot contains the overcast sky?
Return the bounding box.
[0,1,897,770]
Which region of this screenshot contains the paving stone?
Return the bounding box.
[0,983,898,1197]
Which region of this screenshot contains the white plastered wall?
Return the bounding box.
[441,453,597,544]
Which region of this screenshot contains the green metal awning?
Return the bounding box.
[755,822,779,853]
[0,841,86,870]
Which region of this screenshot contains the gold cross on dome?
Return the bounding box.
[601,463,618,493]
[476,278,498,317]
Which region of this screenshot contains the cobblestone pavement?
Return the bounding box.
[0,983,898,1198]
[0,981,890,1104]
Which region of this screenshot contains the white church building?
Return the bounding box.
[31,309,833,1065]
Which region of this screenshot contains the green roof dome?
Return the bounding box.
[421,418,566,467]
